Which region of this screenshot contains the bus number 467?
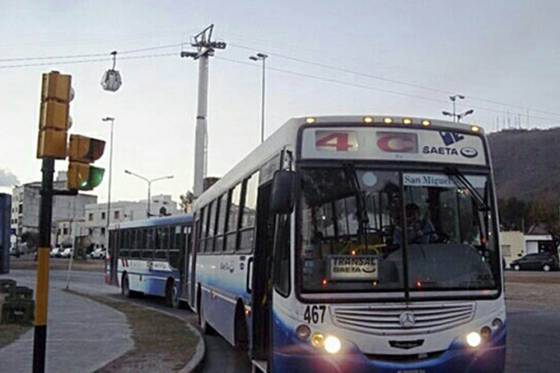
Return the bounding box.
[304,305,326,324]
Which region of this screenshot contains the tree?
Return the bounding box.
[179,191,195,213]
[498,197,529,231]
[527,198,560,257]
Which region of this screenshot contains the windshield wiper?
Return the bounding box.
[444,167,490,211]
[343,163,369,249]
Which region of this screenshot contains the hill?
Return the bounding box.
[488,127,560,202]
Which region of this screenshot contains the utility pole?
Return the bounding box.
[181,25,226,197]
[102,117,115,256]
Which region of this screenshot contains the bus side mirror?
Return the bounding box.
[270,170,296,214]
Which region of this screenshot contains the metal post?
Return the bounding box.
[33,158,54,373]
[260,57,266,143]
[105,119,114,251]
[193,55,209,197]
[147,181,151,218]
[452,99,456,122]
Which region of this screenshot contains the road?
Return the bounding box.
[4,269,560,373]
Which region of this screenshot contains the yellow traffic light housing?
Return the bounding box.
[37,71,72,159]
[68,135,105,163]
[67,135,106,191]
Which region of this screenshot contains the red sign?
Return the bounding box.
[376,132,418,153]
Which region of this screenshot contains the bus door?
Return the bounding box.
[180,225,192,302]
[251,182,275,362]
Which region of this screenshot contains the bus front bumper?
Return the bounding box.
[272,324,506,373]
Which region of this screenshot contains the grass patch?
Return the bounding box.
[66,290,198,373]
[0,324,31,349]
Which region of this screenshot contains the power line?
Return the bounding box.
[0,42,182,63]
[0,52,177,70]
[229,41,560,119]
[215,56,560,124]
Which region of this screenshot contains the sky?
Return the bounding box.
[1,0,559,201]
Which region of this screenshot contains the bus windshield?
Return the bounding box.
[299,167,498,294]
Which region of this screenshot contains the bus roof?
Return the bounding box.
[194,115,484,209]
[109,214,193,231]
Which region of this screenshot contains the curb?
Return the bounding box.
[180,321,205,373]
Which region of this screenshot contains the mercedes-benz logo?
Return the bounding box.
[399,311,416,328]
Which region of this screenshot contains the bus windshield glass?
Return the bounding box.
[299,167,498,294]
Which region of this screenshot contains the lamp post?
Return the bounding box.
[124,170,174,218]
[456,109,474,122]
[442,94,473,122]
[249,53,268,143]
[101,117,114,256]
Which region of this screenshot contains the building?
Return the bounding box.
[500,231,525,268]
[82,194,181,250]
[10,172,97,253]
[500,230,558,268]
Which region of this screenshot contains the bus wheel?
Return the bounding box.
[235,303,249,352]
[543,264,551,272]
[121,274,130,298]
[165,279,178,308]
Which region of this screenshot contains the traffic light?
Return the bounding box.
[37,71,72,159]
[67,135,106,191]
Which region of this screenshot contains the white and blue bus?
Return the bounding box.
[109,214,192,307]
[183,115,505,372]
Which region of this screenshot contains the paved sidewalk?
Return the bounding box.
[0,271,133,373]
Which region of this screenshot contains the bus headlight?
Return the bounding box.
[466,331,482,347]
[323,335,342,354]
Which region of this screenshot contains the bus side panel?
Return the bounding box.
[197,253,252,346]
[121,259,178,297]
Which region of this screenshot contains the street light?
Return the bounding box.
[457,109,474,122]
[444,94,473,122]
[249,53,268,143]
[124,170,174,218]
[101,117,115,256]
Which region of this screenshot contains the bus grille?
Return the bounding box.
[332,303,475,335]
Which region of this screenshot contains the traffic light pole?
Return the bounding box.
[33,157,55,373]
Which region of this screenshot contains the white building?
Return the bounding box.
[10,172,97,253]
[500,230,558,268]
[82,194,181,249]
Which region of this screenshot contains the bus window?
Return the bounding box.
[238,172,258,253]
[169,225,182,268]
[155,227,169,259]
[225,184,242,251]
[215,194,228,252]
[142,229,153,259]
[197,207,206,253]
[205,201,216,252]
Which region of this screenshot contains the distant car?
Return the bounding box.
[88,248,106,260]
[50,247,61,258]
[60,247,74,259]
[9,246,20,258]
[510,252,559,272]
